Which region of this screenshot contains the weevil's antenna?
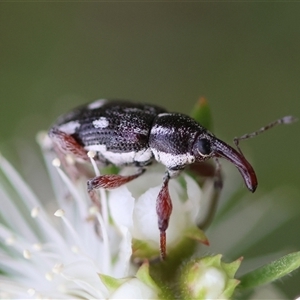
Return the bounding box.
[234,116,298,155]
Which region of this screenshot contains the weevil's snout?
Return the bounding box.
[211,138,258,192]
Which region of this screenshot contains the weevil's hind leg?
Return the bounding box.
[156,173,172,260]
[48,128,89,181]
[87,168,147,233]
[87,168,146,192]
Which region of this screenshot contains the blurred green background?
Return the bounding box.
[1,3,299,297]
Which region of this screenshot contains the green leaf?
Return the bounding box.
[190,96,213,131]
[132,239,160,260]
[184,226,209,245]
[136,262,160,293]
[98,274,127,292]
[101,164,119,175]
[238,251,300,290]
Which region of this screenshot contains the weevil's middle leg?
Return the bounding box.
[87,168,146,192]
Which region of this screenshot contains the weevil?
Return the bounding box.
[49,99,296,259]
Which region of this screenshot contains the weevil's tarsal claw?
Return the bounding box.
[212,138,258,192]
[156,175,172,260]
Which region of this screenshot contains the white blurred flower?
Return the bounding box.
[1,131,295,299]
[0,132,206,299]
[0,133,163,299]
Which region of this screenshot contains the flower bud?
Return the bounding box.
[179,254,242,299]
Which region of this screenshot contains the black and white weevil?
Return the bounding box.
[48,99,296,259]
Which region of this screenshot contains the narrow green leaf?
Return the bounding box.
[190,97,213,131]
[238,251,300,290]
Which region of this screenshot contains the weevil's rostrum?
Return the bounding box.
[49,99,258,259]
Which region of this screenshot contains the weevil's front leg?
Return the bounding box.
[156,172,173,260]
[48,128,89,181]
[49,128,89,160]
[87,168,146,192]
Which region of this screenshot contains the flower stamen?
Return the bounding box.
[93,209,111,274]
[5,235,16,245]
[27,288,36,296]
[52,262,64,274]
[88,152,109,228]
[32,243,43,251]
[23,249,31,259]
[45,272,54,281]
[31,207,40,218]
[54,209,83,252]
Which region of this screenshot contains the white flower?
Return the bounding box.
[0,132,204,299]
[0,154,128,299]
[109,164,207,258]
[0,131,294,299]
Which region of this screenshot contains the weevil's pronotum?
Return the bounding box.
[49,99,296,259]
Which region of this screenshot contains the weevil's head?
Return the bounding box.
[192,133,257,192]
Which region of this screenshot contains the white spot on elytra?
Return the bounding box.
[58,120,80,135]
[93,117,109,129]
[88,99,107,109]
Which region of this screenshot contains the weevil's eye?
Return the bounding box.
[196,138,211,156]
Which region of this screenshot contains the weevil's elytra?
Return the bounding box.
[49,99,258,259]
